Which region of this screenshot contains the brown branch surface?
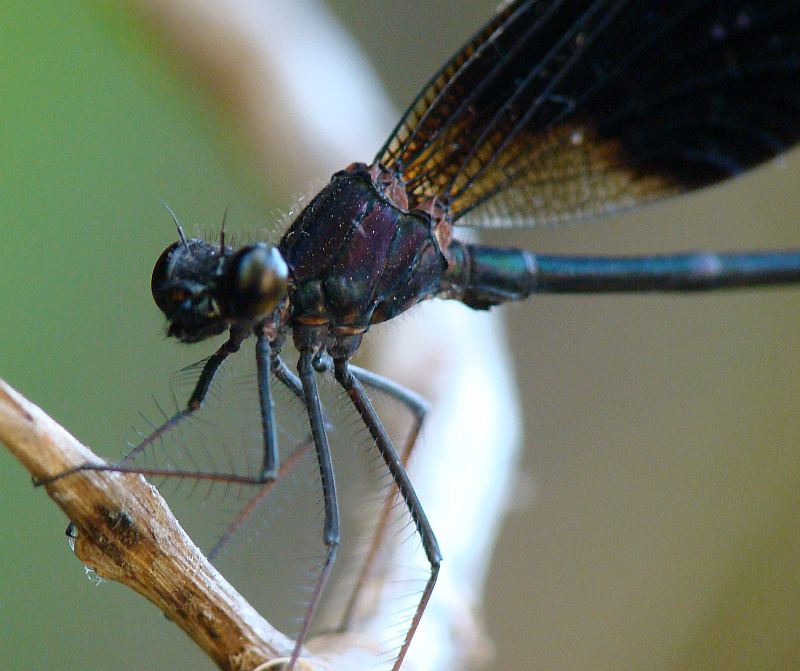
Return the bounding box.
[0,378,343,671]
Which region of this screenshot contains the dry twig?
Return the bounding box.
[0,378,331,671]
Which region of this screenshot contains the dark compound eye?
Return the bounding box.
[224,243,289,320]
[151,240,184,313]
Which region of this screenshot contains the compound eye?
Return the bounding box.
[151,241,184,312]
[227,243,289,319]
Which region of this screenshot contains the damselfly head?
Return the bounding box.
[151,238,228,342]
[151,238,288,343]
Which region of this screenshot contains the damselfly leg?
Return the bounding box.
[333,359,441,671]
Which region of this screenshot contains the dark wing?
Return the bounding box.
[376,0,800,226]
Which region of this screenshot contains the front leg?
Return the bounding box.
[34,323,250,486]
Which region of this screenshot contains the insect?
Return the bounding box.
[42,1,800,669]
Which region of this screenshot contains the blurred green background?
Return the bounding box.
[3,2,800,669]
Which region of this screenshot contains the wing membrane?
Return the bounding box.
[376,0,800,226]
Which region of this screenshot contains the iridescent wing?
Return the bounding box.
[376,0,800,227]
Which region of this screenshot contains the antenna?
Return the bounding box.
[220,204,230,252]
[161,200,189,252]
